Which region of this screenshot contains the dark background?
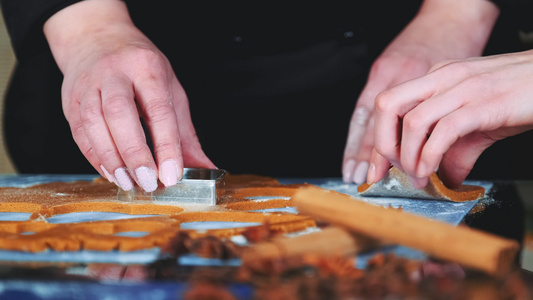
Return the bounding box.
[3,0,533,180]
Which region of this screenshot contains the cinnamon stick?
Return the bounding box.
[292,186,520,276]
[241,227,382,262]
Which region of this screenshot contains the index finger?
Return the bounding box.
[373,73,440,167]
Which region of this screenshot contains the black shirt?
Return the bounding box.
[5,0,533,181]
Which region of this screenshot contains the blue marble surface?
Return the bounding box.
[0,174,492,266]
[278,177,491,226]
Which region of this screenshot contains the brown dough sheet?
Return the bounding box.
[0,174,315,252]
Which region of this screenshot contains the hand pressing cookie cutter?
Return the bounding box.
[117,168,226,205]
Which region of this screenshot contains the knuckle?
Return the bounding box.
[82,147,98,164]
[79,102,102,126]
[103,94,131,119]
[70,122,85,140]
[435,119,459,139]
[374,142,393,159]
[98,148,119,163]
[180,132,201,148]
[120,144,148,160]
[427,121,459,154]
[75,71,91,87]
[63,101,78,122]
[125,48,168,77]
[154,140,179,155]
[441,61,472,78]
[143,100,174,124]
[374,90,394,114]
[72,135,97,163]
[402,112,424,133]
[131,47,162,63]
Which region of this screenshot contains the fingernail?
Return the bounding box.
[114,167,134,191]
[100,165,116,184]
[135,166,158,193]
[367,162,376,184]
[354,106,370,126]
[353,161,369,184]
[160,160,179,187]
[343,159,356,183]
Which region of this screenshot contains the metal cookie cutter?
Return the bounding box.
[117,168,226,206]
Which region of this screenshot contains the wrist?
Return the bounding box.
[413,0,500,58]
[43,0,136,72]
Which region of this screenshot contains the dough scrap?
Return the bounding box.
[357,167,485,202]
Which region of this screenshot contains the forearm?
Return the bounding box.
[391,0,500,60]
[43,0,140,73]
[0,0,83,59]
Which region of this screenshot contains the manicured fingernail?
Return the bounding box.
[353,161,369,184]
[135,166,158,193]
[367,162,376,184]
[354,106,370,126]
[114,167,134,191]
[160,160,179,187]
[100,165,116,184]
[343,159,356,183]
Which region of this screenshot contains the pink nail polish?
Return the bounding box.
[343,159,356,183]
[135,166,158,193]
[114,167,134,191]
[353,161,369,184]
[354,106,370,126]
[160,160,179,187]
[100,164,116,184]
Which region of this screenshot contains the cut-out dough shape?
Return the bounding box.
[357,167,485,202]
[0,174,316,252]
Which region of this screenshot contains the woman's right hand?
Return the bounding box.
[44,0,215,192]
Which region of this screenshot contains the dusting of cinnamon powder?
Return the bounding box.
[0,174,315,252]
